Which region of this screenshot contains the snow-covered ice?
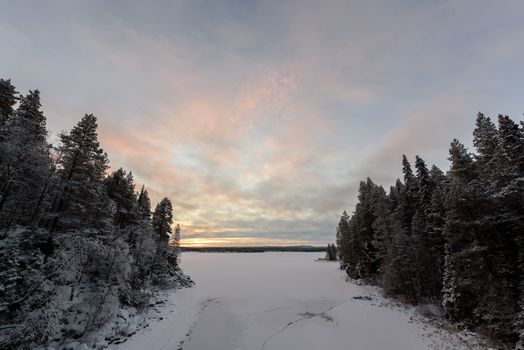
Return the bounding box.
[112,252,482,350]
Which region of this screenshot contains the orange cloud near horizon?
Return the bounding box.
[180,236,319,248]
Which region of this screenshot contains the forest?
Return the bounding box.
[2,74,523,349]
[336,113,524,346]
[0,79,191,349]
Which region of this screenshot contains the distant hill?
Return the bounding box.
[180,245,327,253]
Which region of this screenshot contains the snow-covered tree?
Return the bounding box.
[0,78,18,134]
[152,197,173,241]
[0,79,191,350]
[326,243,337,261]
[105,168,139,228]
[335,114,523,345]
[336,211,350,270]
[0,90,51,228]
[172,223,181,247]
[137,185,152,220]
[47,114,111,232]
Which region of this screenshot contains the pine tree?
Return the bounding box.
[497,115,523,175]
[0,79,192,349]
[47,114,110,232]
[137,185,152,220]
[172,223,181,247]
[151,198,183,286]
[105,168,138,228]
[152,198,173,241]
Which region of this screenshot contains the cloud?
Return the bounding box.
[353,90,476,187]
[2,1,524,245]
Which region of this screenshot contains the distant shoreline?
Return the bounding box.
[180,246,327,253]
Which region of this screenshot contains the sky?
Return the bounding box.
[1,1,523,246]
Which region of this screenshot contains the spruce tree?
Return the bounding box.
[425,175,446,299]
[0,90,51,226]
[398,155,418,234]
[497,115,523,174]
[447,139,476,181]
[0,78,18,134]
[335,114,524,345]
[388,179,403,212]
[442,139,486,324]
[382,219,418,303]
[352,178,380,278]
[336,211,350,270]
[370,185,391,270]
[415,156,433,207]
[326,243,337,261]
[473,113,498,180]
[413,156,441,300]
[490,115,523,340]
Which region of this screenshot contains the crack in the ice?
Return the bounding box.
[176,298,220,350]
[251,304,300,315]
[260,315,310,350]
[260,300,350,350]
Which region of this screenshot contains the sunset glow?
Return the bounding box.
[180,237,316,248]
[2,1,523,246]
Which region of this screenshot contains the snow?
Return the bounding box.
[111,252,484,350]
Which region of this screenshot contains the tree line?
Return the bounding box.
[336,113,523,345]
[0,78,191,349]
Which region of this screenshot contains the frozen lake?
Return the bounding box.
[115,252,477,350]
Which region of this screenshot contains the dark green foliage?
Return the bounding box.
[336,113,524,346]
